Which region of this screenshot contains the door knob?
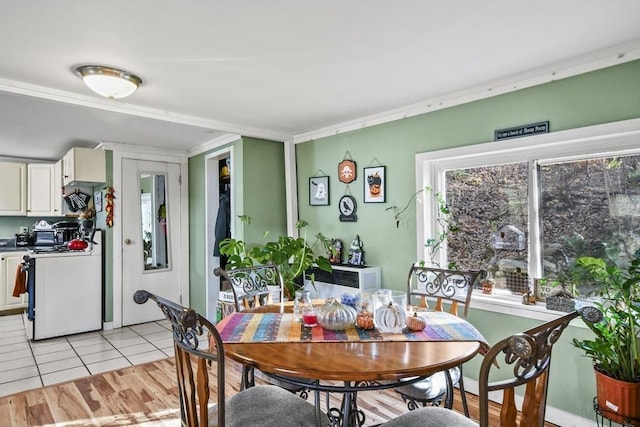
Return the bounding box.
[124,238,133,245]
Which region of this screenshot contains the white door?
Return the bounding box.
[121,159,183,325]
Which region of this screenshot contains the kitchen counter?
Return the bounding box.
[0,241,29,253]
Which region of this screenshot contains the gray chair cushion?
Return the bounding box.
[382,406,477,427]
[395,367,460,401]
[225,384,328,427]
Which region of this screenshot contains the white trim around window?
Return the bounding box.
[415,118,640,319]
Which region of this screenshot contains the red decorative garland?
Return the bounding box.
[104,187,116,228]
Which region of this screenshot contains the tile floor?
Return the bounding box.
[0,313,174,398]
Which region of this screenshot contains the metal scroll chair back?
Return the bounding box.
[214,264,282,312]
[396,265,485,415]
[477,309,591,427]
[133,289,225,427]
[214,264,312,396]
[406,264,485,319]
[382,307,602,427]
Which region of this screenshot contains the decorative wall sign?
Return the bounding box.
[494,121,549,141]
[339,195,357,222]
[338,159,357,183]
[364,166,385,203]
[309,176,330,206]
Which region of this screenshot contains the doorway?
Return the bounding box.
[205,148,234,321]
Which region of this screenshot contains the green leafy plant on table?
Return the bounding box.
[218,216,333,300]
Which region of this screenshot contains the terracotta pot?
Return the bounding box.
[595,369,640,425]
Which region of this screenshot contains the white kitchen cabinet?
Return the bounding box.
[54,160,63,214]
[0,252,27,311]
[62,147,106,186]
[27,163,59,217]
[0,162,27,216]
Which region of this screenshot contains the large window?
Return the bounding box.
[417,120,640,305]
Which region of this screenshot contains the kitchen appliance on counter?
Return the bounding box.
[23,231,103,340]
[52,221,81,245]
[15,233,32,247]
[32,220,56,246]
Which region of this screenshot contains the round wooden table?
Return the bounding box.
[222,302,482,426]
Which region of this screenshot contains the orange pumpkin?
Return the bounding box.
[356,311,374,330]
[406,312,427,331]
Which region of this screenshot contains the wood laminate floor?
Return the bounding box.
[0,356,560,427]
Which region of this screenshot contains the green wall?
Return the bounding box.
[188,137,286,314]
[295,60,640,422]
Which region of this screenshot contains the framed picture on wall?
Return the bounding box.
[364,166,385,203]
[309,176,330,206]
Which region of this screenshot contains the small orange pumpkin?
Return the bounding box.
[356,310,374,330]
[406,312,427,331]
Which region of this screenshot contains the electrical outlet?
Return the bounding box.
[19,226,28,234]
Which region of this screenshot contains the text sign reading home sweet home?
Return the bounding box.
[495,121,549,141]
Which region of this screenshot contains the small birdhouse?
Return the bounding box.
[490,224,526,251]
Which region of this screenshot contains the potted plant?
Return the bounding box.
[572,251,640,424]
[218,216,333,300]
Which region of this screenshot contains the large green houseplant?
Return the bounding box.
[218,217,332,299]
[572,251,640,423]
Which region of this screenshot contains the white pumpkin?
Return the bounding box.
[374,302,407,333]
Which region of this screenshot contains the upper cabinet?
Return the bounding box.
[63,147,106,187]
[27,163,61,217]
[0,162,27,216]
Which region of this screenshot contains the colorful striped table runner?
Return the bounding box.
[216,311,489,351]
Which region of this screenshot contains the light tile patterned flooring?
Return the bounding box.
[0,313,174,398]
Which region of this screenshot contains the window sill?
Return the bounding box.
[470,293,588,328]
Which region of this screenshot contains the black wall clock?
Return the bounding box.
[339,195,357,222]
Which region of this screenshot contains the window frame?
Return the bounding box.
[416,118,640,319]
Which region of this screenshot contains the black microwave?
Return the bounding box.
[33,230,56,246]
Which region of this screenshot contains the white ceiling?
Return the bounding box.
[1,0,639,161]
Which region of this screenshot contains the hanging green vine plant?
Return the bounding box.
[387,185,459,268]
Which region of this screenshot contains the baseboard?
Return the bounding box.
[462,377,597,427]
[102,321,114,331]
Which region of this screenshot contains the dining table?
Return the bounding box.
[216,300,488,427]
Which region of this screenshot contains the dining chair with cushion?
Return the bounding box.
[133,289,327,427]
[214,264,314,396]
[382,308,601,427]
[394,265,485,416]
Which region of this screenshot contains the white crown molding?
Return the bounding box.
[98,141,188,159]
[188,133,241,157]
[293,40,640,144]
[0,78,289,141]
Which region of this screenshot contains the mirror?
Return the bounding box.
[140,173,169,271]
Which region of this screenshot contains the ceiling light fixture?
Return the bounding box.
[74,65,142,99]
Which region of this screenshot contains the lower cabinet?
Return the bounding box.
[0,252,27,311]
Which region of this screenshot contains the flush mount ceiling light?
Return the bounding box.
[74,65,142,99]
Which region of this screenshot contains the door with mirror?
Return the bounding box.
[121,159,183,325]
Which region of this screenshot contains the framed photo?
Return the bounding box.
[94,190,103,212]
[364,166,386,203]
[309,176,330,206]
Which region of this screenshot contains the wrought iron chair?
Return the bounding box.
[214,265,314,396]
[381,307,603,427]
[133,289,327,427]
[393,265,485,416]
